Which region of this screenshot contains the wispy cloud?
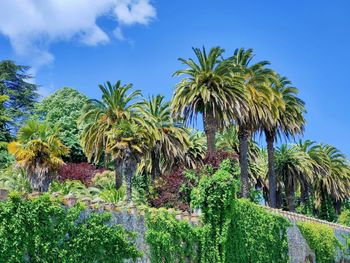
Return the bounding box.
[0,0,156,67]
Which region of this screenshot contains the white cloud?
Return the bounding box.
[0,0,156,67]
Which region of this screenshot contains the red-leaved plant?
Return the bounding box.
[57,162,104,186]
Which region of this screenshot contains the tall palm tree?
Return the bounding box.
[8,120,69,192]
[227,48,274,197]
[262,75,306,207]
[172,47,245,156]
[274,144,313,211]
[140,95,188,179]
[79,81,143,190]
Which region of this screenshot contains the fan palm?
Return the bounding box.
[8,120,69,192]
[274,144,313,211]
[227,48,275,197]
[140,95,188,179]
[79,81,143,190]
[263,75,306,207]
[172,46,245,156]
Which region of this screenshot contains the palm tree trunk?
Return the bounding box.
[265,130,277,208]
[29,169,52,192]
[300,181,309,204]
[333,199,342,215]
[114,159,123,190]
[124,150,139,202]
[151,141,161,180]
[238,125,249,198]
[285,182,296,212]
[203,108,216,156]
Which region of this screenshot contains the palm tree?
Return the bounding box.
[183,130,207,169]
[227,48,274,197]
[79,81,143,190]
[140,95,188,179]
[106,120,151,201]
[172,47,245,156]
[8,120,69,192]
[274,144,313,211]
[311,144,350,215]
[262,75,306,207]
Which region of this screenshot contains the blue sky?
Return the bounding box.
[1,0,350,155]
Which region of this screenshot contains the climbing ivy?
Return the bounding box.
[191,161,289,263]
[145,208,201,263]
[297,221,339,263]
[0,193,141,262]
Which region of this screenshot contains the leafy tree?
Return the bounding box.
[227,48,274,197]
[0,60,39,133]
[35,87,88,162]
[262,75,306,207]
[7,120,69,192]
[172,47,245,156]
[79,81,146,195]
[0,95,13,168]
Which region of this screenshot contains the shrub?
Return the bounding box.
[149,166,191,211]
[338,209,350,226]
[57,162,104,186]
[0,165,31,193]
[92,170,115,190]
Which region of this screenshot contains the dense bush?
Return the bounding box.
[57,162,104,186]
[297,221,339,263]
[338,209,350,226]
[150,153,238,211]
[0,193,141,262]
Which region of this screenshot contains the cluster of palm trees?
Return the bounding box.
[78,81,205,201]
[172,47,306,207]
[7,46,350,215]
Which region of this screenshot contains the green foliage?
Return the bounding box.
[0,60,38,133]
[49,173,126,203]
[0,194,141,262]
[338,209,350,226]
[35,87,88,162]
[0,165,31,193]
[228,199,290,263]
[145,208,201,263]
[192,167,239,263]
[191,161,289,263]
[297,221,338,263]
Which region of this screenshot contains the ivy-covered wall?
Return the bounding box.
[0,191,350,263]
